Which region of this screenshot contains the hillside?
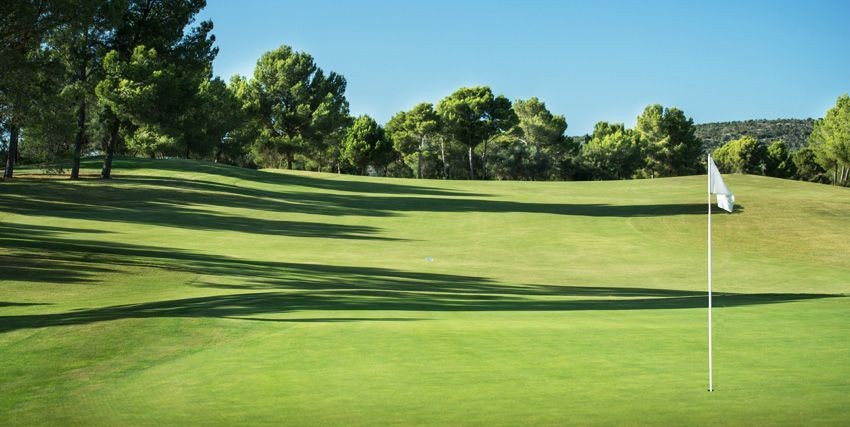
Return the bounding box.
[1,158,849,425]
[695,118,815,151]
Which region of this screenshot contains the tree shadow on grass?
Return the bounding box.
[0,224,840,333]
[0,223,701,297]
[0,290,838,333]
[0,302,50,307]
[0,181,402,239]
[107,157,747,217]
[1,174,744,240]
[108,157,485,197]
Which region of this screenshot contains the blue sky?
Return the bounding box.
[198,0,850,135]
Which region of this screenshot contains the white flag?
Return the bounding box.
[708,156,734,213]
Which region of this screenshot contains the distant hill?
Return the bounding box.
[695,118,815,152]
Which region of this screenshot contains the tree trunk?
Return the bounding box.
[4,123,19,180]
[184,141,191,159]
[100,114,120,179]
[482,139,489,180]
[214,143,222,163]
[440,138,448,179]
[286,152,293,169]
[467,145,476,179]
[417,136,423,179]
[70,99,87,180]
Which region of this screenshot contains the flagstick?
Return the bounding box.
[707,154,714,392]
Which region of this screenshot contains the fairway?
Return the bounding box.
[1,158,849,425]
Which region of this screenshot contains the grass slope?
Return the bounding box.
[1,158,849,425]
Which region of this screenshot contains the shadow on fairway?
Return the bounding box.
[224,317,424,323]
[0,224,840,333]
[0,290,838,333]
[0,301,51,307]
[0,171,743,236]
[0,181,402,239]
[111,157,484,197]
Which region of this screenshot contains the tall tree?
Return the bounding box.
[809,94,850,186]
[712,135,765,174]
[0,0,71,179]
[220,74,261,167]
[49,0,123,179]
[480,95,518,178]
[386,103,440,179]
[500,97,570,180]
[436,86,517,179]
[247,45,349,170]
[97,0,213,178]
[635,104,702,177]
[196,77,245,164]
[792,147,827,183]
[340,115,392,175]
[581,122,641,180]
[764,140,796,178]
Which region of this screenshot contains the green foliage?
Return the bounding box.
[436,86,518,179]
[0,0,77,178]
[696,119,814,152]
[183,77,243,159]
[125,124,178,157]
[488,97,571,181]
[791,147,827,183]
[97,44,209,157]
[764,140,796,178]
[512,98,566,145]
[636,104,702,177]
[386,103,441,178]
[219,74,261,167]
[808,94,850,185]
[712,136,766,174]
[97,46,173,127]
[47,0,126,178]
[580,122,641,180]
[340,115,392,174]
[246,45,350,170]
[1,1,842,188]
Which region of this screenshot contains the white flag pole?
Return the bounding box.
[707,154,714,392]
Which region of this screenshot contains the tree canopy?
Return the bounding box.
[1,3,846,188]
[244,45,350,170]
[809,94,850,186]
[437,86,517,179]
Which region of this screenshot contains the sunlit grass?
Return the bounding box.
[1,157,848,425]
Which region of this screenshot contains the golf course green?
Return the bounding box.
[1,158,848,425]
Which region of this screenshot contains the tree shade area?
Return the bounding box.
[2,1,848,185]
[1,158,849,424]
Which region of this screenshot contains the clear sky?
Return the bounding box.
[198,0,850,135]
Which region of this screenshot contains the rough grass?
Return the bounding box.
[1,157,848,425]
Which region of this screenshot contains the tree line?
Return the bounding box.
[711,96,850,186]
[2,1,848,185]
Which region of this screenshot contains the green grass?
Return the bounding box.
[1,157,849,425]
